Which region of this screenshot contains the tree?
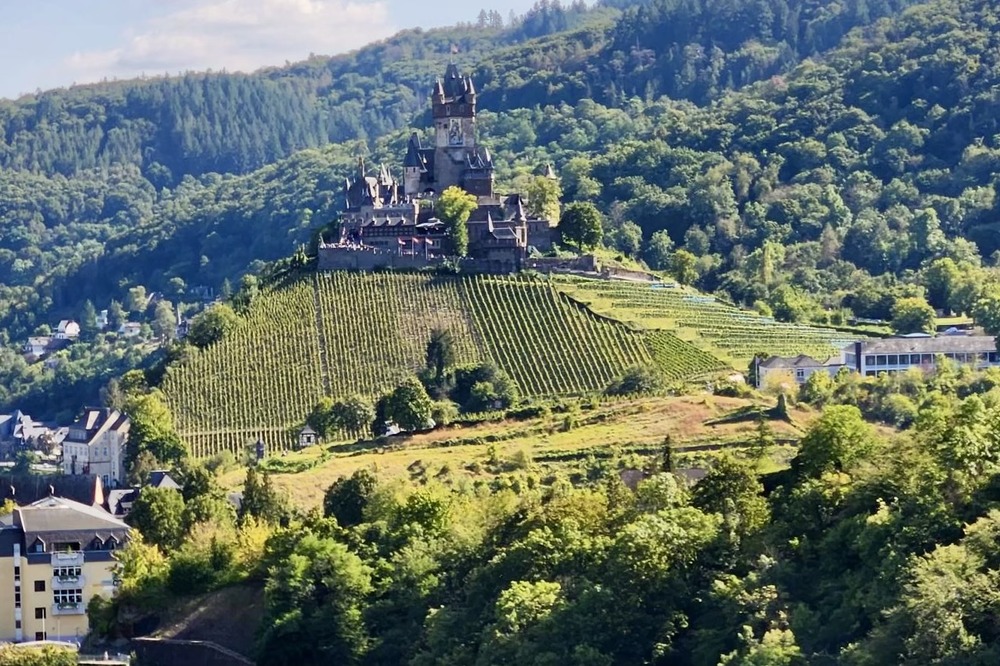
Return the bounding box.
[384,377,435,432]
[891,296,936,334]
[795,405,878,476]
[108,300,126,330]
[323,469,378,528]
[437,186,477,257]
[127,486,186,551]
[669,249,699,285]
[923,258,961,312]
[692,455,770,539]
[614,220,643,257]
[124,390,188,475]
[526,174,562,223]
[450,363,518,412]
[151,300,176,341]
[126,285,148,316]
[425,328,456,384]
[187,303,240,348]
[973,290,1000,336]
[80,299,99,339]
[240,466,285,525]
[559,202,603,250]
[645,230,675,270]
[606,365,665,396]
[329,395,375,434]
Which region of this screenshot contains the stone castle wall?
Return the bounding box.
[317,246,520,274]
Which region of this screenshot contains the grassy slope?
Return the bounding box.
[553,277,857,366]
[162,272,728,457]
[221,395,814,509]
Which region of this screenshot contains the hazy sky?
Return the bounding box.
[0,0,545,100]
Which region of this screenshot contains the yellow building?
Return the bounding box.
[0,496,128,643]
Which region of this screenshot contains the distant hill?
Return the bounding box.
[157,271,853,458]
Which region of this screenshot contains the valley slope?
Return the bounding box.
[160,271,847,457]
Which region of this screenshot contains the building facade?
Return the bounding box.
[0,496,128,643]
[756,334,1000,387]
[852,334,1000,376]
[327,64,553,270]
[61,409,130,489]
[755,353,847,389]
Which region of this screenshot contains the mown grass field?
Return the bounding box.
[219,395,814,508]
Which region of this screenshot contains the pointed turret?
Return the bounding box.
[404,134,424,169]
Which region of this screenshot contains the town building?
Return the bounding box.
[0,412,65,457]
[851,334,1000,376]
[54,321,80,341]
[755,353,847,389]
[22,337,69,363]
[61,409,130,489]
[322,64,554,272]
[755,333,1000,387]
[0,495,128,643]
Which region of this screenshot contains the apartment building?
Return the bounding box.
[0,496,129,643]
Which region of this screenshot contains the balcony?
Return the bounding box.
[50,551,84,567]
[51,601,85,616]
[53,574,85,589]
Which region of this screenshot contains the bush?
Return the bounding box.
[606,365,665,396]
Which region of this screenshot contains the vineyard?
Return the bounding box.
[554,278,856,366]
[162,272,733,457]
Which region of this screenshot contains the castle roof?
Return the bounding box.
[404,135,424,169]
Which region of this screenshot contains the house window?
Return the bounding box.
[54,589,83,605]
[15,620,20,629]
[14,565,20,579]
[922,354,933,364]
[795,369,805,379]
[35,607,46,619]
[15,592,21,605]
[876,355,887,366]
[34,580,45,592]
[35,632,46,641]
[55,567,81,580]
[910,354,922,364]
[865,355,875,366]
[887,355,898,365]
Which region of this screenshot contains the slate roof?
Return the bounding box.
[0,474,103,507]
[860,335,997,355]
[105,489,139,517]
[759,354,837,369]
[16,495,127,533]
[148,470,182,490]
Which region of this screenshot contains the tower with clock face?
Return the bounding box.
[432,64,481,191]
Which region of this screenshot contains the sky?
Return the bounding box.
[0,0,544,100]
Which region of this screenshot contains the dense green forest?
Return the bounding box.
[98,362,1000,664]
[6,0,1000,413]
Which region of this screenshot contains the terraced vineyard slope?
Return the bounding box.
[555,278,856,366]
[161,272,728,456]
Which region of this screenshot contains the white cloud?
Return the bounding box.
[65,0,394,81]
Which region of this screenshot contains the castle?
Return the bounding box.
[320,64,553,272]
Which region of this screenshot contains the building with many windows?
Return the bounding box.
[851,334,1000,376]
[61,408,130,488]
[0,495,129,643]
[756,334,1000,388]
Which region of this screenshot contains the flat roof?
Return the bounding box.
[860,335,997,355]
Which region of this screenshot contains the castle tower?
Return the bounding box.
[403,133,425,198]
[432,64,483,192]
